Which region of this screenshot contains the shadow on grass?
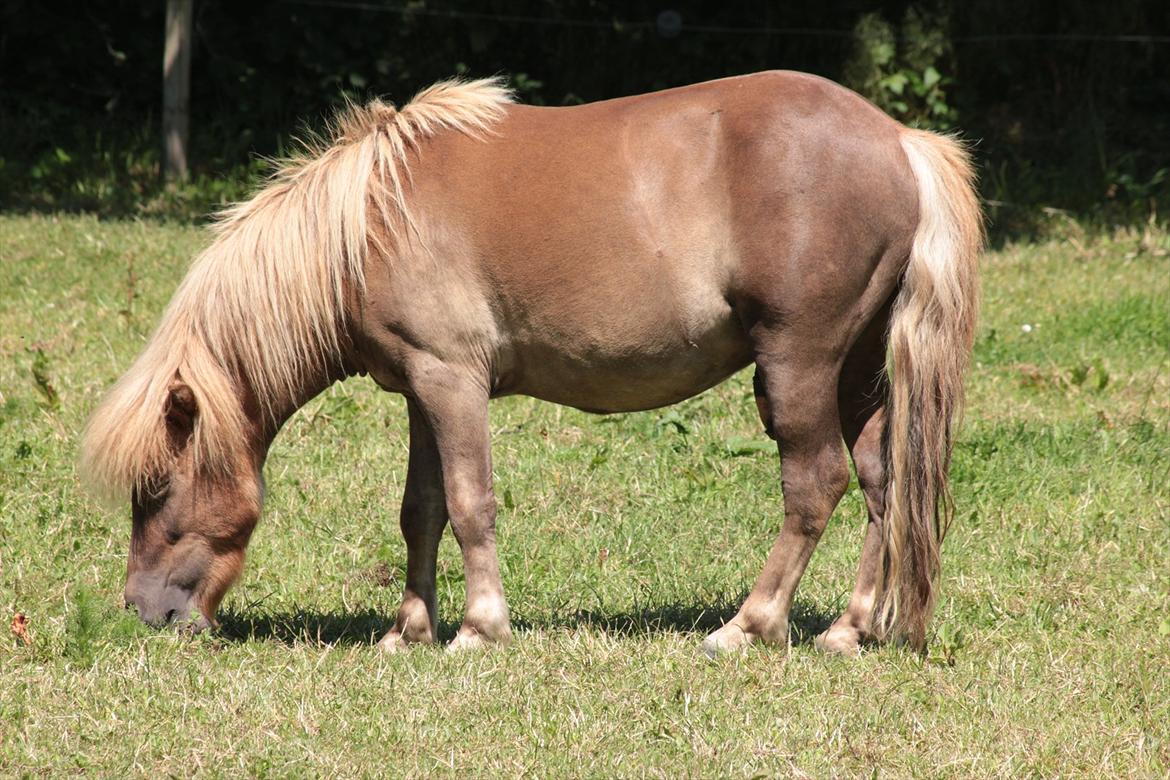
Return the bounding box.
[215,598,837,648]
[217,607,390,646]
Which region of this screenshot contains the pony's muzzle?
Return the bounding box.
[124,575,206,631]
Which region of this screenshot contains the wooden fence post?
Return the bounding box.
[163,0,193,180]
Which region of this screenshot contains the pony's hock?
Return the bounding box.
[81,71,982,656]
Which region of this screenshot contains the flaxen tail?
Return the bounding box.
[875,128,983,651]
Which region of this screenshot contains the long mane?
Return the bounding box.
[81,78,513,501]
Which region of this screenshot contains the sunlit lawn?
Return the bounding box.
[1,214,1167,776]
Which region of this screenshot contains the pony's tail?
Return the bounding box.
[874,128,983,651]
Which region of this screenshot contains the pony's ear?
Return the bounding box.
[165,381,198,440]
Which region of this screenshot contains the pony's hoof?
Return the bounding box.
[814,625,863,657]
[447,626,511,653]
[701,623,752,658]
[376,630,411,653]
[377,623,435,653]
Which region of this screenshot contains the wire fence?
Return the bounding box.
[279,0,1170,44]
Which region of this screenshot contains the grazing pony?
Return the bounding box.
[82,72,981,655]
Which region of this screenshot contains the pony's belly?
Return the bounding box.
[505,317,754,414]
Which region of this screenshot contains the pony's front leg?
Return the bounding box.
[409,361,512,651]
[378,400,446,652]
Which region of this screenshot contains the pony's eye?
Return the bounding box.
[132,480,170,519]
[149,477,171,499]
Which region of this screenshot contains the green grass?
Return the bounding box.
[1,214,1167,777]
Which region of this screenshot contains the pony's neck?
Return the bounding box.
[245,359,354,464]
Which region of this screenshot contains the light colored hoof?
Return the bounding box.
[377,621,435,653]
[701,623,753,658]
[377,630,411,653]
[447,626,511,653]
[814,625,863,657]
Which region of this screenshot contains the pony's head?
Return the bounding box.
[122,380,262,630]
[82,328,265,630]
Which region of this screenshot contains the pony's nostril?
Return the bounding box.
[164,609,177,624]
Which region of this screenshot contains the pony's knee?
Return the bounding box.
[400,493,445,534]
[445,488,497,544]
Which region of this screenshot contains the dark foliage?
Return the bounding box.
[1,1,1166,235]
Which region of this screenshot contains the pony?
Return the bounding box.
[81,72,981,655]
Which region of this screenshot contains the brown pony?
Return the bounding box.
[81,72,981,656]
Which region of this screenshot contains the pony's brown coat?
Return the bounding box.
[82,72,981,652]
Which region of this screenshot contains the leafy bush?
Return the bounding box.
[844,7,957,130]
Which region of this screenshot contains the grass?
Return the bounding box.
[0,213,1167,777]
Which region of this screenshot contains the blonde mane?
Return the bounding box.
[81,78,514,501]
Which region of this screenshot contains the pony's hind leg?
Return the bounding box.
[378,400,447,652]
[815,315,891,656]
[703,350,851,656]
[815,406,886,656]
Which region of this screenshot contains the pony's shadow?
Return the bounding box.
[216,598,837,648]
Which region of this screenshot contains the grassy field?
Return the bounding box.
[1,213,1167,777]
